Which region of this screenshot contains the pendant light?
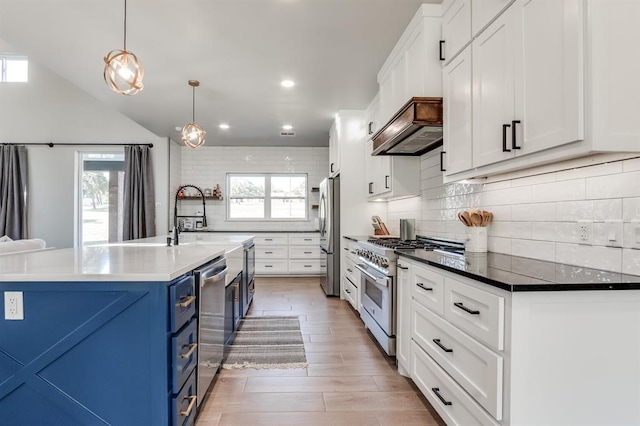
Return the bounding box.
[181,80,206,148]
[103,0,144,95]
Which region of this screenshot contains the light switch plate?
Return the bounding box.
[632,220,640,250]
[605,219,623,247]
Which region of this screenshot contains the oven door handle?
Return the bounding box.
[355,264,389,287]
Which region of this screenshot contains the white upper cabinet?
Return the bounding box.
[377,4,442,126]
[443,46,473,175]
[471,0,515,36]
[441,0,472,64]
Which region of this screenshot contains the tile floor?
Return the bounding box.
[196,277,445,426]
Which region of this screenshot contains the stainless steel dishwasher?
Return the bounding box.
[193,256,227,409]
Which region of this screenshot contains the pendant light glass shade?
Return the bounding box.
[103,0,144,95]
[182,80,206,148]
[103,50,144,95]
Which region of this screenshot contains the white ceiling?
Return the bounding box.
[0,0,440,147]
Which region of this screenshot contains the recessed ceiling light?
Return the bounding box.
[282,125,293,130]
[281,80,295,88]
[174,126,182,131]
[219,124,230,130]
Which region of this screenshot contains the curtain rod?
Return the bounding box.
[1,142,154,148]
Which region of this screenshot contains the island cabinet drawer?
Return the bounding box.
[412,301,503,420]
[411,341,500,426]
[289,246,321,258]
[169,275,196,333]
[171,318,198,394]
[256,246,288,258]
[444,278,505,351]
[289,234,319,245]
[289,259,322,274]
[254,234,288,245]
[343,275,358,309]
[412,264,445,317]
[256,260,288,274]
[172,368,197,426]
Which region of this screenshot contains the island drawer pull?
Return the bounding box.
[431,387,452,406]
[397,264,408,270]
[180,395,197,417]
[180,343,198,359]
[176,295,196,308]
[265,238,273,241]
[265,251,273,254]
[416,283,433,291]
[454,302,480,315]
[304,238,313,241]
[234,283,239,301]
[304,251,312,254]
[433,338,453,353]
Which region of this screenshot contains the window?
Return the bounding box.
[1,56,28,82]
[227,173,307,220]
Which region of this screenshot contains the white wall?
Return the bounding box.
[387,147,640,275]
[0,38,170,248]
[179,146,328,232]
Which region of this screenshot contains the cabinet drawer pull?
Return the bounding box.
[440,151,446,172]
[347,268,353,273]
[350,250,356,255]
[330,162,334,173]
[385,175,390,189]
[234,283,239,301]
[304,251,312,254]
[344,247,349,251]
[454,302,480,315]
[265,265,273,268]
[502,124,511,152]
[345,288,351,294]
[368,182,373,194]
[180,395,197,417]
[416,282,433,291]
[512,120,521,150]
[433,338,453,353]
[180,343,198,359]
[397,264,408,270]
[304,238,312,241]
[176,295,196,308]
[439,40,445,61]
[368,121,374,135]
[265,251,273,254]
[265,238,273,241]
[304,265,312,268]
[431,387,452,406]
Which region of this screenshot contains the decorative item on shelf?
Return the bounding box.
[458,208,493,252]
[103,0,144,96]
[204,187,212,197]
[213,184,222,200]
[181,80,206,148]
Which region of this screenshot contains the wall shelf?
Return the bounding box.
[177,195,223,201]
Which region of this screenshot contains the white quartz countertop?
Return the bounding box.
[0,234,254,282]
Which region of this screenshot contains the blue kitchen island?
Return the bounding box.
[0,239,244,426]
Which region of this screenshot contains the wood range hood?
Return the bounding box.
[371,97,443,156]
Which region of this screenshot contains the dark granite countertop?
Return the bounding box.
[180,230,319,234]
[396,250,640,292]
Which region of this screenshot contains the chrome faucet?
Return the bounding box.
[173,184,208,246]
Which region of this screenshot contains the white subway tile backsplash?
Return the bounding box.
[622,249,640,275]
[556,199,623,222]
[511,203,555,221]
[481,186,532,206]
[556,243,622,273]
[622,157,640,172]
[586,171,640,199]
[531,222,559,242]
[488,237,511,254]
[555,161,623,181]
[622,198,640,221]
[531,179,585,203]
[512,239,556,262]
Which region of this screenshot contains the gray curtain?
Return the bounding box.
[123,145,155,240]
[0,145,28,239]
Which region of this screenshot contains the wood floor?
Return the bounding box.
[196,277,445,426]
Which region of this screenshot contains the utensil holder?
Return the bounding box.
[465,227,488,252]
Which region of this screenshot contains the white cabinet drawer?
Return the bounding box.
[288,246,321,259]
[254,234,288,245]
[289,259,322,274]
[288,234,319,245]
[444,278,505,351]
[411,341,499,426]
[256,260,288,274]
[256,246,288,258]
[412,301,503,419]
[344,257,359,287]
[411,264,445,317]
[343,275,358,310]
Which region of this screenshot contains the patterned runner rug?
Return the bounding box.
[222,316,308,369]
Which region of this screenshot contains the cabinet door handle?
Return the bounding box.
[502,124,511,152]
[397,264,408,270]
[330,163,334,173]
[180,395,198,417]
[368,121,374,135]
[439,40,445,61]
[176,295,196,308]
[417,282,433,291]
[454,302,480,315]
[440,151,446,172]
[234,283,239,301]
[431,388,452,406]
[512,120,521,150]
[384,175,390,189]
[368,182,373,194]
[345,288,351,294]
[433,338,453,353]
[347,268,353,273]
[180,343,198,359]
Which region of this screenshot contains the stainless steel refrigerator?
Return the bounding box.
[319,176,340,296]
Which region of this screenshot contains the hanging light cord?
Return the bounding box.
[123,0,127,51]
[192,85,196,122]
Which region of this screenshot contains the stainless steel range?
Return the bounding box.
[355,236,464,356]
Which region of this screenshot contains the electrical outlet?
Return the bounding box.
[4,291,24,320]
[577,220,593,245]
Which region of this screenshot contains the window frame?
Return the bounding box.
[226,172,309,221]
[1,55,28,82]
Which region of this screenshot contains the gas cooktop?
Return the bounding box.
[366,237,465,256]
